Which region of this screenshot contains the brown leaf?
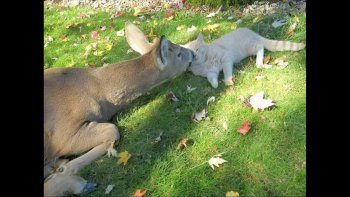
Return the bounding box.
[59,34,66,40]
[165,91,179,102]
[288,31,295,37]
[263,55,271,64]
[134,189,147,197]
[176,138,191,150]
[237,121,251,135]
[91,31,99,39]
[165,12,174,20]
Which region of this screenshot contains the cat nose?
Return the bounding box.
[191,51,196,60]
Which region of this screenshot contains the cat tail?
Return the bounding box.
[125,21,154,55]
[262,38,305,51]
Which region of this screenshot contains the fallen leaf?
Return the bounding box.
[253,16,263,23]
[222,121,228,130]
[100,26,106,31]
[165,91,179,102]
[81,34,88,39]
[165,12,174,20]
[187,25,197,32]
[295,161,306,169]
[288,31,295,37]
[175,108,181,113]
[116,29,124,37]
[127,49,133,54]
[226,191,239,197]
[227,16,234,20]
[193,109,207,122]
[147,28,157,38]
[154,132,163,143]
[272,19,286,28]
[91,31,99,39]
[246,91,276,111]
[236,12,242,17]
[73,43,79,47]
[255,75,265,80]
[263,55,271,64]
[104,43,112,51]
[176,138,190,150]
[109,25,113,30]
[117,151,131,165]
[237,121,251,135]
[176,24,187,31]
[239,95,245,101]
[206,12,216,18]
[206,96,215,105]
[202,23,219,32]
[186,85,196,93]
[134,189,147,197]
[60,34,66,40]
[93,50,104,56]
[47,36,53,42]
[288,22,297,33]
[105,185,114,194]
[79,13,85,19]
[208,155,227,169]
[65,22,79,29]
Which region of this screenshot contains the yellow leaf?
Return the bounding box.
[226,191,239,197]
[62,37,68,42]
[67,60,75,67]
[87,23,91,27]
[104,43,112,51]
[176,24,187,31]
[117,151,131,165]
[153,20,158,26]
[93,50,104,56]
[133,8,146,16]
[230,23,237,30]
[147,28,156,38]
[202,23,219,32]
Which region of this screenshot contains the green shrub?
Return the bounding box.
[187,0,269,8]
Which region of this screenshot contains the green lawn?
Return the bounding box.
[44,3,306,197]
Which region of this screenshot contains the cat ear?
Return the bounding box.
[197,32,204,43]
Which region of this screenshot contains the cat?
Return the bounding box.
[124,23,305,88]
[184,28,305,88]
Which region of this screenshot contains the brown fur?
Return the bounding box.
[44,32,194,196]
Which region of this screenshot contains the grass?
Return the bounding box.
[44,3,306,196]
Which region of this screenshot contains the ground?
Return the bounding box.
[44,1,306,196]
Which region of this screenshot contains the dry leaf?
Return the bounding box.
[117,151,131,165]
[116,29,124,37]
[237,121,251,135]
[91,31,99,39]
[206,96,215,105]
[176,138,190,150]
[288,22,297,33]
[288,31,295,37]
[100,26,106,31]
[187,25,197,32]
[263,55,271,64]
[147,28,157,38]
[295,161,306,169]
[60,34,66,40]
[246,91,276,111]
[226,191,239,197]
[255,75,265,80]
[176,24,187,31]
[206,12,216,18]
[105,185,114,194]
[154,132,163,143]
[236,12,242,17]
[93,50,104,56]
[193,109,207,122]
[134,189,147,197]
[239,95,245,101]
[165,12,174,20]
[202,23,219,32]
[253,16,263,23]
[47,36,53,42]
[186,85,196,93]
[222,121,228,130]
[227,16,234,20]
[104,43,112,51]
[208,155,227,169]
[165,91,179,102]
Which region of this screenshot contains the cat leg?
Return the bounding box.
[222,59,234,86]
[207,71,219,88]
[256,47,272,69]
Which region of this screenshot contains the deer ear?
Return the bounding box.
[157,35,168,70]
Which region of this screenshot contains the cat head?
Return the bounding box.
[184,32,207,65]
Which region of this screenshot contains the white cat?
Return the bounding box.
[124,23,305,88]
[184,28,305,88]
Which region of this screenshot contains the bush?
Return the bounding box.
[187,0,269,8]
